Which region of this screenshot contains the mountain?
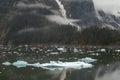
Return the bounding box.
[60,0,120,30]
[0,0,120,45]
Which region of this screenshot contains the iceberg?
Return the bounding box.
[2,60,93,70]
[27,61,93,70]
[100,49,106,52]
[57,48,64,51]
[80,57,97,63]
[50,52,59,55]
[2,61,11,66]
[12,60,28,68]
[115,49,120,52]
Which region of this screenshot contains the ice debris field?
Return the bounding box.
[2,57,96,70]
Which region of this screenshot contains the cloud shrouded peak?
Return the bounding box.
[93,0,120,16]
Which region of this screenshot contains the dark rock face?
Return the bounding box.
[0,0,120,45]
[0,0,61,44]
[61,0,101,27]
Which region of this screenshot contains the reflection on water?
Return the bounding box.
[0,45,120,80]
[95,62,120,80]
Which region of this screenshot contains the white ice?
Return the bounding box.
[2,61,11,66]
[57,47,65,51]
[100,49,106,52]
[115,49,120,52]
[73,48,79,53]
[80,57,97,63]
[40,61,93,70]
[50,52,59,55]
[12,60,28,68]
[2,60,93,70]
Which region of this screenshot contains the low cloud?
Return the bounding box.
[93,0,120,16]
[16,2,51,9]
[17,28,40,34]
[46,15,79,25]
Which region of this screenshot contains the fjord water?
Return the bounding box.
[0,45,120,80]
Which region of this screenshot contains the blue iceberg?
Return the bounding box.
[80,57,97,63]
[2,60,93,70]
[2,61,11,66]
[12,60,28,68]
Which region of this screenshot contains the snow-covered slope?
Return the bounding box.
[1,0,120,29]
[0,0,120,44]
[60,0,120,29]
[93,0,120,30]
[1,0,120,30]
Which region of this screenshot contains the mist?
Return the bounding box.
[93,0,120,16]
[16,2,51,9]
[46,15,79,25]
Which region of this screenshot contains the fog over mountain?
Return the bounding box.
[93,0,120,16]
[0,0,120,45]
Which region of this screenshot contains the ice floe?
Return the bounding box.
[73,48,79,53]
[80,57,97,63]
[90,53,99,56]
[2,60,93,70]
[115,49,120,52]
[40,61,93,70]
[100,49,106,52]
[57,47,67,52]
[50,52,59,55]
[13,61,28,68]
[2,61,11,66]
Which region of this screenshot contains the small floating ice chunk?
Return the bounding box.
[90,53,99,56]
[40,61,64,70]
[57,47,67,52]
[2,61,11,66]
[115,50,120,52]
[50,52,59,55]
[73,48,79,53]
[57,48,64,51]
[12,60,28,68]
[47,49,52,52]
[28,62,41,67]
[80,57,97,63]
[100,49,106,52]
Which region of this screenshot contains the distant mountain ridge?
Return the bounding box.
[0,0,120,45]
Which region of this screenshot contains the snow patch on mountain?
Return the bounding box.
[54,0,81,30]
[93,0,120,29]
[55,0,67,18]
[93,0,120,16]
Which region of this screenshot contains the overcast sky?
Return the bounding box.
[93,0,120,16]
[63,0,120,15]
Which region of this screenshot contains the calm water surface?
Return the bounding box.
[0,45,120,80]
